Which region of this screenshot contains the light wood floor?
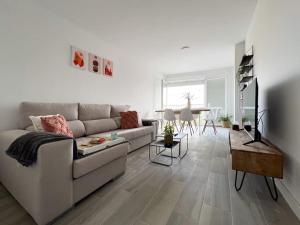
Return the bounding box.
[0,128,299,225]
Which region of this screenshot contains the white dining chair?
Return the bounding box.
[179,108,197,135]
[154,111,164,131]
[202,108,222,135]
[164,109,179,132]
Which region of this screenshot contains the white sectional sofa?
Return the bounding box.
[0,102,158,225]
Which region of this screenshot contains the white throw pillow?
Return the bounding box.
[29,114,59,132]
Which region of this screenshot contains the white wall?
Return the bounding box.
[246,0,300,217]
[0,0,159,131]
[207,78,225,109]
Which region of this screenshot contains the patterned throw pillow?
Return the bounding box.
[41,115,74,137]
[29,114,59,132]
[120,111,139,129]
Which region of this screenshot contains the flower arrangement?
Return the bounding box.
[183,92,194,109]
[183,92,194,100]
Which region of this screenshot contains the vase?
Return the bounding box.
[164,135,173,147]
[187,99,191,109]
[222,121,231,128]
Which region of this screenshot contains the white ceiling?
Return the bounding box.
[37,0,257,74]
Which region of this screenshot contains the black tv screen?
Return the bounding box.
[242,78,258,139]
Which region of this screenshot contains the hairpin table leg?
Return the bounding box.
[264,176,278,201]
[235,171,246,191]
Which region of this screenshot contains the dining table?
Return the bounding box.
[155,107,210,135]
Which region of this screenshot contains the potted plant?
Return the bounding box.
[218,115,232,128]
[242,117,252,131]
[242,116,249,125]
[164,124,175,147]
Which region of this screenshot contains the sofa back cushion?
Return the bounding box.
[19,102,79,129]
[68,120,86,138]
[113,117,121,128]
[79,104,111,121]
[83,119,118,135]
[111,105,130,117]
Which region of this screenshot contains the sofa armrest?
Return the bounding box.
[142,119,159,140]
[142,119,158,126]
[0,130,74,225]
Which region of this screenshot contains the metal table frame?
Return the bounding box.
[148,140,179,166]
[156,133,189,159]
[149,133,189,166]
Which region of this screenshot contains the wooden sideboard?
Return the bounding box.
[229,130,283,201]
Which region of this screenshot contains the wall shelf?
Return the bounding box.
[240,76,254,83]
[239,65,253,74]
[239,54,253,66]
[237,49,254,90]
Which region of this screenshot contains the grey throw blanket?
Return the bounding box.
[6,132,78,167]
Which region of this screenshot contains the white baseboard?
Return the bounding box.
[277,180,300,220]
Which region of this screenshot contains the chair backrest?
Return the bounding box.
[207,108,222,121]
[164,109,176,121]
[179,108,194,121]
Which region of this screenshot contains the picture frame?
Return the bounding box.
[71,46,87,70]
[88,53,102,74]
[103,58,113,77]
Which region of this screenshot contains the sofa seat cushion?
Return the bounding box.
[73,142,128,179]
[88,126,154,141]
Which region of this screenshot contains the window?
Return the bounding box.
[163,83,205,109]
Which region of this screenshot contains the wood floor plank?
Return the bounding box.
[82,189,131,225]
[204,172,231,212]
[137,180,185,225]
[101,165,171,225]
[228,169,268,225]
[198,204,232,225]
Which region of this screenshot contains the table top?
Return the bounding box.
[77,137,127,155]
[230,130,282,155]
[155,108,210,114]
[150,140,180,148]
[157,132,187,140]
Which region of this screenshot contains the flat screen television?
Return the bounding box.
[241,78,267,145]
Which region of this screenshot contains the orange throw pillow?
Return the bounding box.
[120,111,139,129]
[41,115,74,138]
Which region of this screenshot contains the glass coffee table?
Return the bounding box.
[149,133,189,166]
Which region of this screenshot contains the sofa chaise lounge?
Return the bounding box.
[0,102,158,225]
